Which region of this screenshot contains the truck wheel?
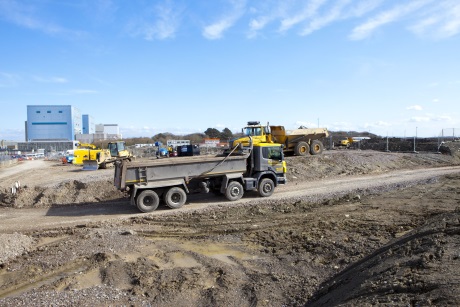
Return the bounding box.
[310,140,324,155]
[136,190,160,213]
[258,178,275,197]
[165,187,187,209]
[225,181,244,201]
[294,142,310,156]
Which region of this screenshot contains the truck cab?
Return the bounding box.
[231,121,273,149]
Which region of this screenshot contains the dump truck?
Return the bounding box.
[231,121,329,156]
[114,141,287,213]
[80,141,134,170]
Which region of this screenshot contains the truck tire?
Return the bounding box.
[165,187,187,209]
[225,181,244,201]
[310,140,324,155]
[258,178,274,197]
[294,142,310,156]
[136,190,160,213]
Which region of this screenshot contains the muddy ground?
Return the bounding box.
[0,143,460,306]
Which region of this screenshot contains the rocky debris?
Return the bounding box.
[0,233,35,265]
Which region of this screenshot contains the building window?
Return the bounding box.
[36,111,41,113]
[59,111,63,113]
[47,111,51,113]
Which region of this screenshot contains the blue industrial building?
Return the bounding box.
[82,114,95,134]
[26,105,82,141]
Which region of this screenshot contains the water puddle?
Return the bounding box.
[0,260,89,299]
[142,237,258,267]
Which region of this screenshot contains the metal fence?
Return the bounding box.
[439,128,460,141]
[0,153,11,161]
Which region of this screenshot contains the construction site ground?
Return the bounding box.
[1,143,460,306]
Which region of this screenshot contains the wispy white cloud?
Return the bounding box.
[0,0,86,38]
[301,0,352,36]
[0,128,24,141]
[295,120,318,128]
[70,89,99,94]
[410,0,460,39]
[279,0,327,33]
[0,72,20,87]
[130,0,183,41]
[409,116,430,122]
[203,0,247,40]
[407,105,423,111]
[349,0,434,40]
[427,113,452,122]
[407,113,451,123]
[51,89,99,96]
[346,0,384,18]
[432,98,440,103]
[247,0,286,38]
[33,76,68,84]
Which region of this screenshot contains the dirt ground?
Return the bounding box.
[0,142,460,306]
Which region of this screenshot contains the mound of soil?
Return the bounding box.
[308,210,460,306]
[1,180,123,208]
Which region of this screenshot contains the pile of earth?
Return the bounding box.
[307,209,460,306]
[0,179,123,209]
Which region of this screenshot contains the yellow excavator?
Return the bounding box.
[73,141,133,170]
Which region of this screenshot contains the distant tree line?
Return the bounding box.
[120,127,241,147]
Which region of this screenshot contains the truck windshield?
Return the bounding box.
[244,127,262,136]
[262,147,282,160]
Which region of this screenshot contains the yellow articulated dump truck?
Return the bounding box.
[231,121,329,156]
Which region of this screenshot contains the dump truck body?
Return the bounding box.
[114,143,287,213]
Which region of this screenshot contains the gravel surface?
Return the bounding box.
[0,143,459,306]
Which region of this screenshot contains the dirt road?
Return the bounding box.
[0,148,460,306]
[1,166,459,233]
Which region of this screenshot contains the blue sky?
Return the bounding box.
[0,0,459,141]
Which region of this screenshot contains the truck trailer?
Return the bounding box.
[114,142,287,213]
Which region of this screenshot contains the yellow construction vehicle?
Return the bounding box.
[75,141,133,170]
[231,121,329,156]
[72,143,100,165]
[339,137,354,148]
[336,137,370,148]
